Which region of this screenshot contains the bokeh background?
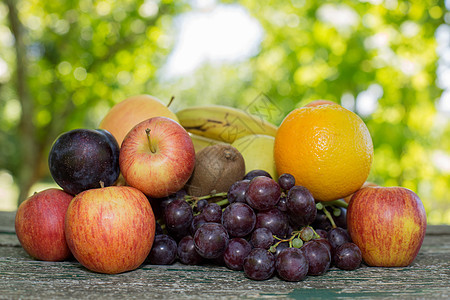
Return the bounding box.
[0,0,449,224]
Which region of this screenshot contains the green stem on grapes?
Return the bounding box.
[322,206,337,228]
[215,198,230,207]
[309,226,322,239]
[145,128,156,153]
[325,199,348,209]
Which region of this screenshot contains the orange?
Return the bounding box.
[304,99,336,107]
[274,104,373,202]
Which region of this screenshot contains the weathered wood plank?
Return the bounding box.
[1,211,449,299]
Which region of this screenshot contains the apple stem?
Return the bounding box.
[145,128,156,153]
[99,181,105,188]
[322,206,337,228]
[167,96,175,108]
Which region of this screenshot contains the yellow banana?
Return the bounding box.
[176,105,278,144]
[188,133,227,153]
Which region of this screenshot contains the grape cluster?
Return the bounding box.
[148,170,362,282]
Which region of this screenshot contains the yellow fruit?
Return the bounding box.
[99,95,178,146]
[231,134,278,179]
[274,104,373,202]
[304,100,336,107]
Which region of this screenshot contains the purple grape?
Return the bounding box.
[194,199,208,213]
[155,222,164,235]
[244,170,272,180]
[223,238,252,271]
[177,235,203,265]
[147,234,177,265]
[221,202,256,237]
[227,180,250,203]
[277,196,288,212]
[272,241,289,257]
[311,210,332,231]
[245,176,281,211]
[278,173,295,190]
[315,229,328,239]
[194,223,229,259]
[251,228,274,249]
[301,240,331,276]
[276,247,309,282]
[286,186,316,227]
[202,203,222,223]
[327,227,351,251]
[243,248,275,281]
[190,214,207,236]
[255,208,289,238]
[334,207,347,229]
[333,242,362,271]
[164,198,193,240]
[314,238,332,255]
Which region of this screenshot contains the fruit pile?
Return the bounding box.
[15,95,427,279]
[150,170,362,282]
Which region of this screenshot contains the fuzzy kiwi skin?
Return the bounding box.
[186,144,245,197]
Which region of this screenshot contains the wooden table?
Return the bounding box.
[1,211,449,299]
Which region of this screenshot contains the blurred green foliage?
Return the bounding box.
[0,0,449,223]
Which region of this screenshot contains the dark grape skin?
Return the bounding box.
[222,202,256,237]
[194,223,229,259]
[301,240,331,276]
[244,169,272,180]
[245,176,281,211]
[312,208,347,231]
[251,228,274,250]
[255,208,289,238]
[286,186,317,227]
[272,241,289,257]
[48,129,120,195]
[155,222,164,235]
[327,227,351,251]
[334,208,347,229]
[333,242,362,271]
[194,199,209,213]
[190,214,207,236]
[243,248,276,281]
[147,234,177,265]
[223,238,252,271]
[277,196,288,212]
[315,229,328,239]
[314,238,332,255]
[164,199,194,240]
[278,173,295,191]
[177,235,203,265]
[201,203,222,223]
[311,211,333,231]
[276,247,309,282]
[228,180,250,204]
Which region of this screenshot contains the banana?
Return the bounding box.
[176,105,278,144]
[189,133,226,153]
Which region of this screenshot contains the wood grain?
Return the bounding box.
[1,211,449,299]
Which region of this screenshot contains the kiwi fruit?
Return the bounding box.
[186,144,245,197]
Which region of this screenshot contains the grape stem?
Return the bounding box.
[322,206,337,228]
[325,199,348,209]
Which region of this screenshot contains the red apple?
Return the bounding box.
[347,186,427,267]
[65,186,155,274]
[15,188,73,261]
[119,116,195,198]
